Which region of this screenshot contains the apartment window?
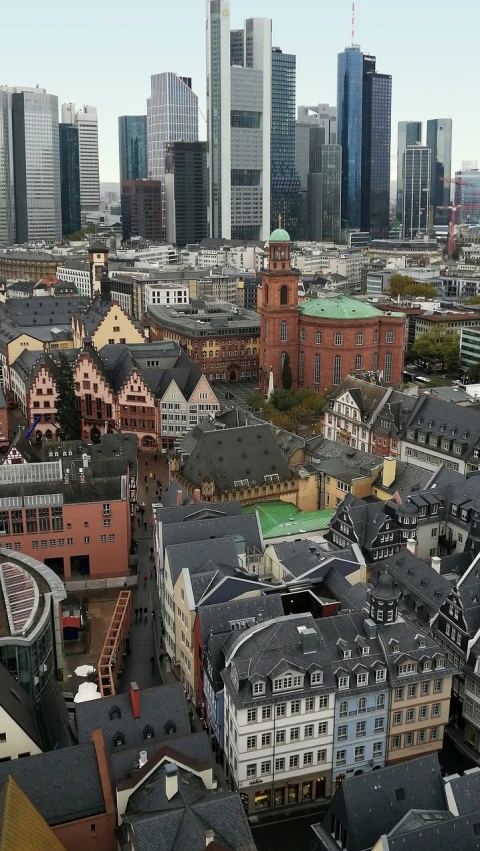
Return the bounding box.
[393,711,402,725]
[318,695,328,709]
[339,701,348,718]
[246,736,256,750]
[356,333,363,345]
[407,684,417,698]
[318,722,328,736]
[336,750,346,766]
[304,724,314,738]
[262,706,272,720]
[315,331,322,344]
[356,672,368,686]
[67,538,73,545]
[355,355,362,370]
[253,682,265,696]
[434,680,443,693]
[354,745,365,763]
[375,717,385,733]
[432,703,441,717]
[335,333,343,346]
[391,735,400,749]
[421,681,430,695]
[430,727,439,740]
[373,741,383,757]
[109,534,115,542]
[289,754,299,769]
[377,694,385,709]
[305,697,315,712]
[261,760,271,775]
[290,727,300,742]
[404,732,414,747]
[291,700,301,714]
[246,764,256,778]
[419,705,428,720]
[276,704,286,718]
[84,536,90,544]
[275,758,285,772]
[398,663,416,676]
[103,519,111,527]
[303,752,313,766]
[317,749,327,763]
[247,709,257,724]
[406,708,415,723]
[356,721,366,737]
[337,725,347,741]
[338,676,349,690]
[101,535,107,543]
[386,331,394,343]
[275,730,285,745]
[261,733,271,747]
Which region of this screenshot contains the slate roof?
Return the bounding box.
[0,297,88,328]
[314,611,389,697]
[157,501,242,529]
[378,617,454,687]
[124,779,256,851]
[162,514,263,557]
[448,769,480,815]
[375,460,434,496]
[375,552,453,619]
[181,424,293,491]
[322,566,369,612]
[0,663,43,749]
[74,295,113,336]
[161,479,193,508]
[326,375,390,419]
[197,596,284,648]
[76,681,190,751]
[109,732,213,785]
[312,754,445,851]
[305,436,383,477]
[165,537,240,587]
[401,394,480,463]
[385,811,480,851]
[0,743,105,825]
[4,430,42,463]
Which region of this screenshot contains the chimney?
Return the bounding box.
[139,750,148,768]
[299,626,316,654]
[64,468,70,484]
[176,489,183,507]
[382,456,397,489]
[205,829,215,846]
[164,762,178,799]
[194,488,201,503]
[79,467,85,483]
[406,537,417,555]
[431,556,441,574]
[82,451,89,469]
[130,682,140,719]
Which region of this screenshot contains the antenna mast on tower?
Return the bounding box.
[351,2,355,46]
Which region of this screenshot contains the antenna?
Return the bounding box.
[351,2,355,46]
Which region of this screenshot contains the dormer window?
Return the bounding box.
[310,671,323,686]
[356,672,369,686]
[143,725,154,740]
[416,634,427,648]
[423,660,432,672]
[109,706,121,720]
[376,668,387,682]
[435,657,445,669]
[338,675,350,690]
[112,731,125,747]
[362,646,370,656]
[273,673,303,692]
[343,650,352,659]
[253,681,265,696]
[398,662,417,676]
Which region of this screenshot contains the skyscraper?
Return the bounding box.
[164,141,208,245]
[62,103,100,213]
[321,145,342,243]
[118,116,147,184]
[0,88,15,246]
[297,104,337,143]
[206,2,271,240]
[59,123,81,236]
[402,144,431,239]
[427,118,453,225]
[455,167,480,225]
[337,45,364,230]
[361,58,392,239]
[270,47,301,238]
[147,73,198,230]
[12,88,62,243]
[121,180,162,242]
[396,121,422,221]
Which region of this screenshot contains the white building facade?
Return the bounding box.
[62,104,100,213]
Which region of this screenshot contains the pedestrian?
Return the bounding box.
[144,474,147,483]
[144,607,148,621]
[143,574,147,587]
[144,520,148,530]
[154,454,157,462]
[141,507,144,516]
[145,484,148,492]
[153,472,156,481]
[137,517,141,527]
[150,546,154,556]
[159,653,164,666]
[134,608,138,620]
[145,459,148,466]
[150,656,155,671]
[152,608,156,620]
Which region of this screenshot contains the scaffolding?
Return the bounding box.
[98,590,131,697]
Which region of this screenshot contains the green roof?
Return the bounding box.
[269,228,290,242]
[243,500,335,539]
[299,295,404,320]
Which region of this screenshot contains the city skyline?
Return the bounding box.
[3,0,477,184]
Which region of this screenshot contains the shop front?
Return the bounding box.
[244,772,331,814]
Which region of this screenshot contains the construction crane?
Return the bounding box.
[24,414,60,441]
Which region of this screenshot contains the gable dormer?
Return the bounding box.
[355,635,370,656]
[336,638,351,659]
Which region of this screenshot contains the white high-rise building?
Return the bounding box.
[206,1,272,241]
[62,103,100,213]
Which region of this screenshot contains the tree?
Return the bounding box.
[466,296,480,305]
[468,363,480,383]
[281,352,292,390]
[270,389,296,411]
[56,353,82,440]
[387,274,437,299]
[246,391,265,412]
[411,325,460,376]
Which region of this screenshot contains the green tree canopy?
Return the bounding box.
[411,325,460,375]
[56,353,82,440]
[387,274,437,299]
[466,296,480,305]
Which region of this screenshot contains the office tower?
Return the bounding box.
[62,103,100,213]
[402,144,431,239]
[361,57,392,239]
[164,141,208,245]
[270,48,301,238]
[0,89,15,246]
[427,118,452,225]
[147,73,198,231]
[121,180,162,242]
[396,121,422,220]
[454,168,480,225]
[337,45,364,230]
[297,104,337,143]
[321,144,342,243]
[12,88,62,243]
[206,2,271,240]
[59,123,81,236]
[118,116,147,185]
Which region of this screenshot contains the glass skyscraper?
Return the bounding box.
[12,88,62,243]
[147,72,198,229]
[402,144,431,239]
[321,145,342,243]
[427,118,453,225]
[361,60,392,240]
[118,115,147,185]
[396,121,422,221]
[270,48,301,238]
[455,168,480,225]
[0,88,15,246]
[337,46,364,230]
[206,0,232,239]
[59,123,81,236]
[164,141,208,245]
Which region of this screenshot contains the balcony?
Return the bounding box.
[439,534,456,551]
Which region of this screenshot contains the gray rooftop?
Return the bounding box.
[147,300,260,338]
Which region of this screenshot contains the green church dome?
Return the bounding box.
[269,227,290,242]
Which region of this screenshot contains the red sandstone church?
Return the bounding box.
[259,229,406,394]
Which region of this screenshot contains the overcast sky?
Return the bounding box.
[3,0,479,182]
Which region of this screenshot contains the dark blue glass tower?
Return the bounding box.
[59,123,81,236]
[337,46,364,230]
[270,48,301,238]
[118,116,148,185]
[361,58,392,239]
